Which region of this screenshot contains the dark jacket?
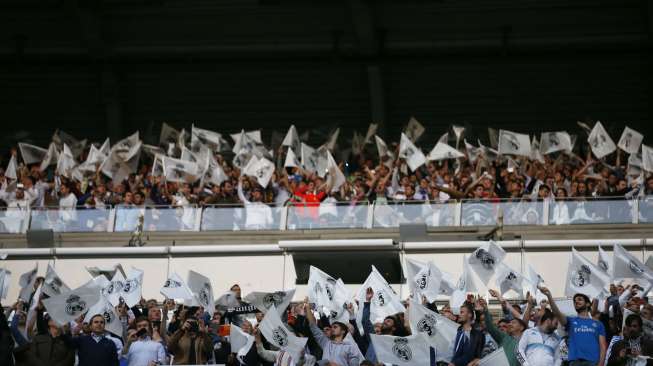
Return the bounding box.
[13,333,75,366]
[451,326,485,366]
[70,334,119,366]
[0,308,14,366]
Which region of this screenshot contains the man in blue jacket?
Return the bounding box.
[69,314,120,366]
[449,302,484,366]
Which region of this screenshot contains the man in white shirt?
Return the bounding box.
[122,316,166,366]
[58,183,78,230]
[237,177,273,230]
[517,308,561,366]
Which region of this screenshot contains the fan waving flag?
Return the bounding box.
[498,130,531,157]
[259,304,308,361]
[188,270,216,315]
[356,266,405,335]
[618,126,643,155]
[408,300,458,363]
[43,264,70,298]
[43,279,101,326]
[468,241,506,285]
[370,333,432,366]
[565,248,609,299]
[245,289,296,316]
[451,255,478,314]
[399,133,426,171]
[588,121,616,159]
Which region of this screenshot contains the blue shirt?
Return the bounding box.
[565,316,605,363]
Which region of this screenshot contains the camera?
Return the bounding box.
[136,328,148,338]
[188,320,200,333]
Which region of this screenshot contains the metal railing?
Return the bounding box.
[1,196,652,234]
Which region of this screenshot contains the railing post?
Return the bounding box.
[22,208,31,234]
[107,207,116,233]
[542,199,550,226]
[367,203,375,229]
[193,207,202,231]
[454,201,462,227]
[632,198,639,224]
[279,205,288,231]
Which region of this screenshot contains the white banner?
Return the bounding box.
[188,270,216,315]
[42,279,101,326]
[468,241,506,285]
[408,300,457,362]
[565,249,609,299]
[405,117,426,142]
[370,333,431,366]
[244,289,296,316]
[399,133,426,171]
[618,126,643,155]
[43,264,70,298]
[540,131,572,154]
[427,142,464,161]
[259,304,308,361]
[498,130,531,157]
[588,121,616,159]
[160,272,195,303]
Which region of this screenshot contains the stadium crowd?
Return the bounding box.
[2,271,653,366]
[0,122,652,231]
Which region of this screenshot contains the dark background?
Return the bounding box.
[1,0,651,150]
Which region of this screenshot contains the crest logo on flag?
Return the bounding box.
[198,283,212,307]
[48,278,64,295]
[571,265,592,287]
[164,279,182,288]
[417,314,437,336]
[263,292,285,308]
[629,260,645,275]
[548,134,560,147]
[65,295,87,316]
[272,326,289,347]
[122,279,139,293]
[598,260,609,272]
[102,306,115,324]
[416,270,430,290]
[375,291,387,307]
[506,272,517,281]
[392,338,413,361]
[104,281,123,296]
[325,278,336,301]
[457,278,466,291]
[474,249,496,270]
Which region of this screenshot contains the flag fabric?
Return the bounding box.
[451,256,478,314]
[121,267,144,308]
[0,269,11,300]
[86,264,125,281]
[231,130,262,154]
[18,143,48,165]
[282,125,300,150]
[39,142,60,171]
[42,279,101,326]
[356,266,406,334]
[464,139,480,163]
[478,348,510,366]
[498,130,531,157]
[406,258,452,298]
[399,133,426,171]
[364,124,378,144]
[162,156,200,183]
[565,248,609,299]
[101,271,125,307]
[307,266,350,314]
[588,121,616,159]
[495,263,524,296]
[191,125,223,152]
[244,289,296,316]
[230,324,255,365]
[18,264,38,302]
[203,155,228,186]
[85,144,108,166]
[243,156,275,188]
[370,333,431,366]
[488,128,499,149]
[160,272,195,303]
[301,143,319,173]
[577,121,593,135]
[613,244,652,281]
[468,241,507,285]
[215,291,241,309]
[259,304,308,361]
[427,142,464,161]
[412,261,443,303]
[56,144,77,178]
[642,145,653,173]
[284,147,300,168]
[452,125,465,149]
[524,264,547,304]
[83,296,123,336]
[52,130,86,158]
[530,137,546,164]
[188,270,216,315]
[554,298,578,317]
[540,132,573,154]
[405,117,425,142]
[375,135,394,160]
[408,300,458,362]
[618,127,643,155]
[160,122,180,145]
[5,155,17,181]
[597,246,613,280]
[323,128,340,151]
[42,264,70,298]
[326,151,346,192]
[141,144,164,158]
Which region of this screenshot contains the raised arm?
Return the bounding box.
[539,286,567,326]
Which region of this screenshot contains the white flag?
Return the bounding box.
[597,246,613,280]
[495,263,524,296]
[42,279,101,326]
[412,261,443,303]
[39,142,60,171]
[565,248,609,299]
[101,271,126,307]
[160,272,195,303]
[188,270,216,315]
[356,266,405,334]
[284,147,300,168]
[524,264,547,304]
[364,123,378,144]
[301,143,319,173]
[0,269,11,300]
[244,289,296,316]
[468,241,506,285]
[244,156,275,188]
[122,268,144,308]
[618,126,643,155]
[408,300,458,362]
[530,137,546,164]
[231,130,262,154]
[613,244,652,281]
[405,117,426,142]
[488,128,499,149]
[498,130,531,157]
[259,304,308,361]
[85,144,108,166]
[399,133,426,171]
[42,264,70,298]
[326,151,346,192]
[370,333,431,366]
[351,131,365,155]
[230,324,255,365]
[18,264,38,302]
[18,143,48,165]
[162,156,200,183]
[478,348,510,366]
[323,128,340,151]
[307,266,350,314]
[375,135,394,160]
[5,155,17,181]
[52,130,86,158]
[464,139,480,163]
[160,122,180,144]
[141,144,164,158]
[191,125,223,152]
[553,298,578,317]
[282,125,300,149]
[83,296,123,336]
[642,145,653,173]
[451,256,478,313]
[204,155,228,186]
[427,142,464,161]
[540,132,572,154]
[588,121,616,159]
[55,144,77,178]
[452,125,465,148]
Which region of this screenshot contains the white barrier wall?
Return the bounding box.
[1,243,650,303]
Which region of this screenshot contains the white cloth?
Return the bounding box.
[370,333,431,366]
[408,300,458,362]
[123,338,166,366]
[517,327,562,366]
[565,248,609,299]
